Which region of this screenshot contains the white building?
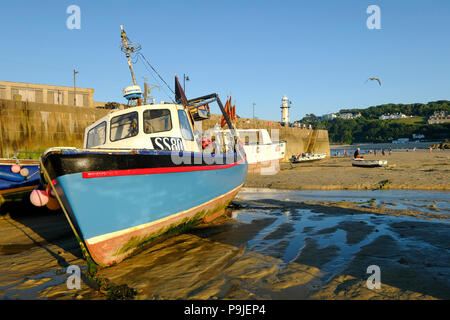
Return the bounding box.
[322,113,337,120]
[339,113,351,119]
[379,113,408,120]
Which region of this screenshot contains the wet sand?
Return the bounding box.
[245,150,450,191]
[1,188,449,300]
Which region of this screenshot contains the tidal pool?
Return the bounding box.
[238,188,450,216]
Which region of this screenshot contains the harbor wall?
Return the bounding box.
[0,99,108,157]
[0,100,330,160]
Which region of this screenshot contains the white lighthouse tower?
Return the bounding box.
[281,95,291,126]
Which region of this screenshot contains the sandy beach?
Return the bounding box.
[1,186,449,300]
[245,150,450,191]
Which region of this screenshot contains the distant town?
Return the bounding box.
[299,110,449,124]
[294,101,450,144]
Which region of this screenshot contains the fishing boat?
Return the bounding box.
[37,26,248,266]
[0,152,40,203]
[213,128,286,173]
[290,152,327,163]
[238,129,286,173]
[351,158,387,167]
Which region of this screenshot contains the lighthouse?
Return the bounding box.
[281,95,291,126]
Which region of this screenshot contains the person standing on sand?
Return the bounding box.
[389,148,392,155]
[382,149,386,156]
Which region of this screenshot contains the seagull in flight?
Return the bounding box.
[366,77,381,86]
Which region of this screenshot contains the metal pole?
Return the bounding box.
[120,26,137,86]
[183,74,189,93]
[73,69,78,106]
[252,103,256,120]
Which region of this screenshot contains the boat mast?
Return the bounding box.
[120,25,142,106]
[120,25,138,86]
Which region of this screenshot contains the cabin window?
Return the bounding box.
[178,110,194,141]
[110,111,139,142]
[86,121,106,148]
[143,109,172,134]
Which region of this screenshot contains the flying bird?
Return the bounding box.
[366,77,381,86]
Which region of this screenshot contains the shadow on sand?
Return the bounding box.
[0,200,82,267]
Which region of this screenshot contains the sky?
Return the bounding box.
[1,0,449,121]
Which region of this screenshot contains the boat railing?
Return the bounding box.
[6,151,44,162]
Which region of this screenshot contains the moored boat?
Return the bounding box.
[0,152,40,203]
[38,26,248,266]
[290,152,327,163]
[351,158,387,167]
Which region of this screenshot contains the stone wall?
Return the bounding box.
[0,99,108,157]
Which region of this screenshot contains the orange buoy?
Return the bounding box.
[11,164,21,173]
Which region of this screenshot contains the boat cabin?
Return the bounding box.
[83,103,201,153]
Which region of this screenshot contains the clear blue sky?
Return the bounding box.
[1,0,449,121]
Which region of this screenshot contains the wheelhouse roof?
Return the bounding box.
[88,103,185,128]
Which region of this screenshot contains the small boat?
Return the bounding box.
[37,26,248,266]
[290,152,327,163]
[0,152,40,203]
[351,158,387,167]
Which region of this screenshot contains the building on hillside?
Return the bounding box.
[318,112,360,120]
[379,113,408,120]
[338,112,361,120]
[427,110,450,124]
[319,113,337,121]
[0,80,94,107]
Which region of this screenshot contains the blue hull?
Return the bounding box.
[56,162,247,240]
[42,149,248,265]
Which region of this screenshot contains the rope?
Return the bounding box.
[137,53,173,94]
